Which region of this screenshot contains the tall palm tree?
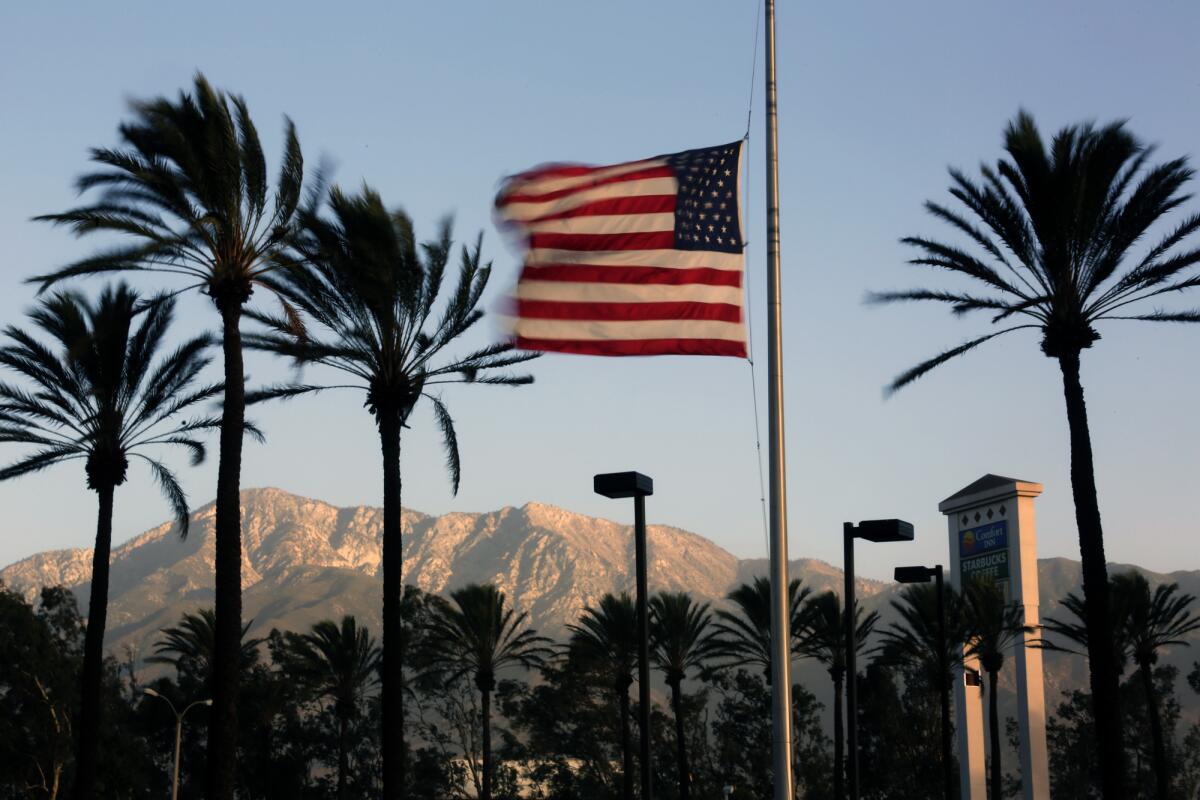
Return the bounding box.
[648,591,718,800]
[795,591,879,800]
[961,580,1031,800]
[243,185,535,799]
[709,576,809,682]
[420,584,552,800]
[873,112,1200,798]
[33,74,308,798]
[876,582,964,690]
[0,285,216,799]
[148,607,264,688]
[277,616,380,800]
[566,593,638,800]
[1043,572,1200,798]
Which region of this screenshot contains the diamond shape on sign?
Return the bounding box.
[974,512,981,522]
[987,509,994,519]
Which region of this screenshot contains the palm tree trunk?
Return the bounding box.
[618,681,633,800]
[207,297,247,800]
[1058,352,1126,798]
[70,483,115,800]
[833,671,844,800]
[379,409,404,800]
[481,685,493,800]
[669,678,690,800]
[337,711,349,800]
[987,668,1000,800]
[1138,659,1169,800]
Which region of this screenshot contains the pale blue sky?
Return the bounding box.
[2,2,1199,581]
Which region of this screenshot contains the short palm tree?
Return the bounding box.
[874,112,1200,799]
[420,584,552,800]
[876,582,964,690]
[0,285,216,799]
[649,591,718,800]
[243,184,535,799]
[566,593,639,800]
[961,580,1031,800]
[148,607,263,688]
[709,576,809,682]
[277,616,380,800]
[1043,572,1200,798]
[33,74,308,799]
[795,590,878,800]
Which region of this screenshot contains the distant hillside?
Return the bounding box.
[3,488,1197,724]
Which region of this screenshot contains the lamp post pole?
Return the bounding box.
[595,471,655,800]
[144,689,211,800]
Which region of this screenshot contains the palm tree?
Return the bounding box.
[873,112,1200,798]
[242,184,535,798]
[420,584,552,800]
[148,608,264,689]
[0,285,216,799]
[33,74,308,799]
[566,593,638,800]
[961,580,1031,800]
[277,616,380,800]
[795,591,878,800]
[648,591,718,800]
[1043,572,1200,798]
[876,583,964,690]
[709,576,809,682]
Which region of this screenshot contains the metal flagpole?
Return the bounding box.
[763,1,794,799]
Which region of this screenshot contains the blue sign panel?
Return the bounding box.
[959,520,1008,558]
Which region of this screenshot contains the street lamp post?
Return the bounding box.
[595,471,654,800]
[895,564,951,800]
[844,519,914,800]
[144,687,211,800]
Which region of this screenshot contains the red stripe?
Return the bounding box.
[521,264,741,287]
[528,195,676,223]
[498,165,674,205]
[515,337,747,358]
[506,159,654,185]
[527,230,676,252]
[516,300,741,323]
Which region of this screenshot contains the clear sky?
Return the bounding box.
[2,1,1199,581]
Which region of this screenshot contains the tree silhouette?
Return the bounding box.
[874,111,1200,798]
[244,185,535,799]
[566,592,638,800]
[649,591,718,800]
[148,608,263,691]
[709,576,809,683]
[33,74,309,799]
[420,584,552,800]
[796,590,878,800]
[0,285,215,799]
[277,616,380,800]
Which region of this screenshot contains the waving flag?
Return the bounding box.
[495,141,746,357]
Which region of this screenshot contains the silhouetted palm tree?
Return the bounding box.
[649,591,718,800]
[961,580,1031,800]
[874,111,1200,798]
[33,74,308,799]
[876,583,964,690]
[796,590,878,800]
[244,185,534,799]
[567,593,638,800]
[1042,572,1200,798]
[278,616,380,800]
[709,576,809,682]
[420,584,552,800]
[148,608,263,689]
[0,285,216,799]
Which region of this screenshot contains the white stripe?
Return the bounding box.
[511,318,746,342]
[498,177,677,222]
[516,281,743,306]
[509,159,666,198]
[525,213,675,235]
[525,248,743,271]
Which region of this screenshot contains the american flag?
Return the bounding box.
[495,141,747,357]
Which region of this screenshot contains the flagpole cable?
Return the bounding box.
[741,0,770,556]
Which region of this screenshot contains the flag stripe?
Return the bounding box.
[498,177,678,221]
[516,280,743,305]
[525,248,742,269]
[527,230,677,252]
[511,317,745,341]
[499,165,674,204]
[526,213,675,235]
[517,299,741,322]
[514,337,748,357]
[520,264,742,287]
[524,195,676,223]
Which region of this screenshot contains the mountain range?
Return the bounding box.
[2,487,1198,723]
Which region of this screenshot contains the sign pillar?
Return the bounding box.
[939,475,1051,800]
